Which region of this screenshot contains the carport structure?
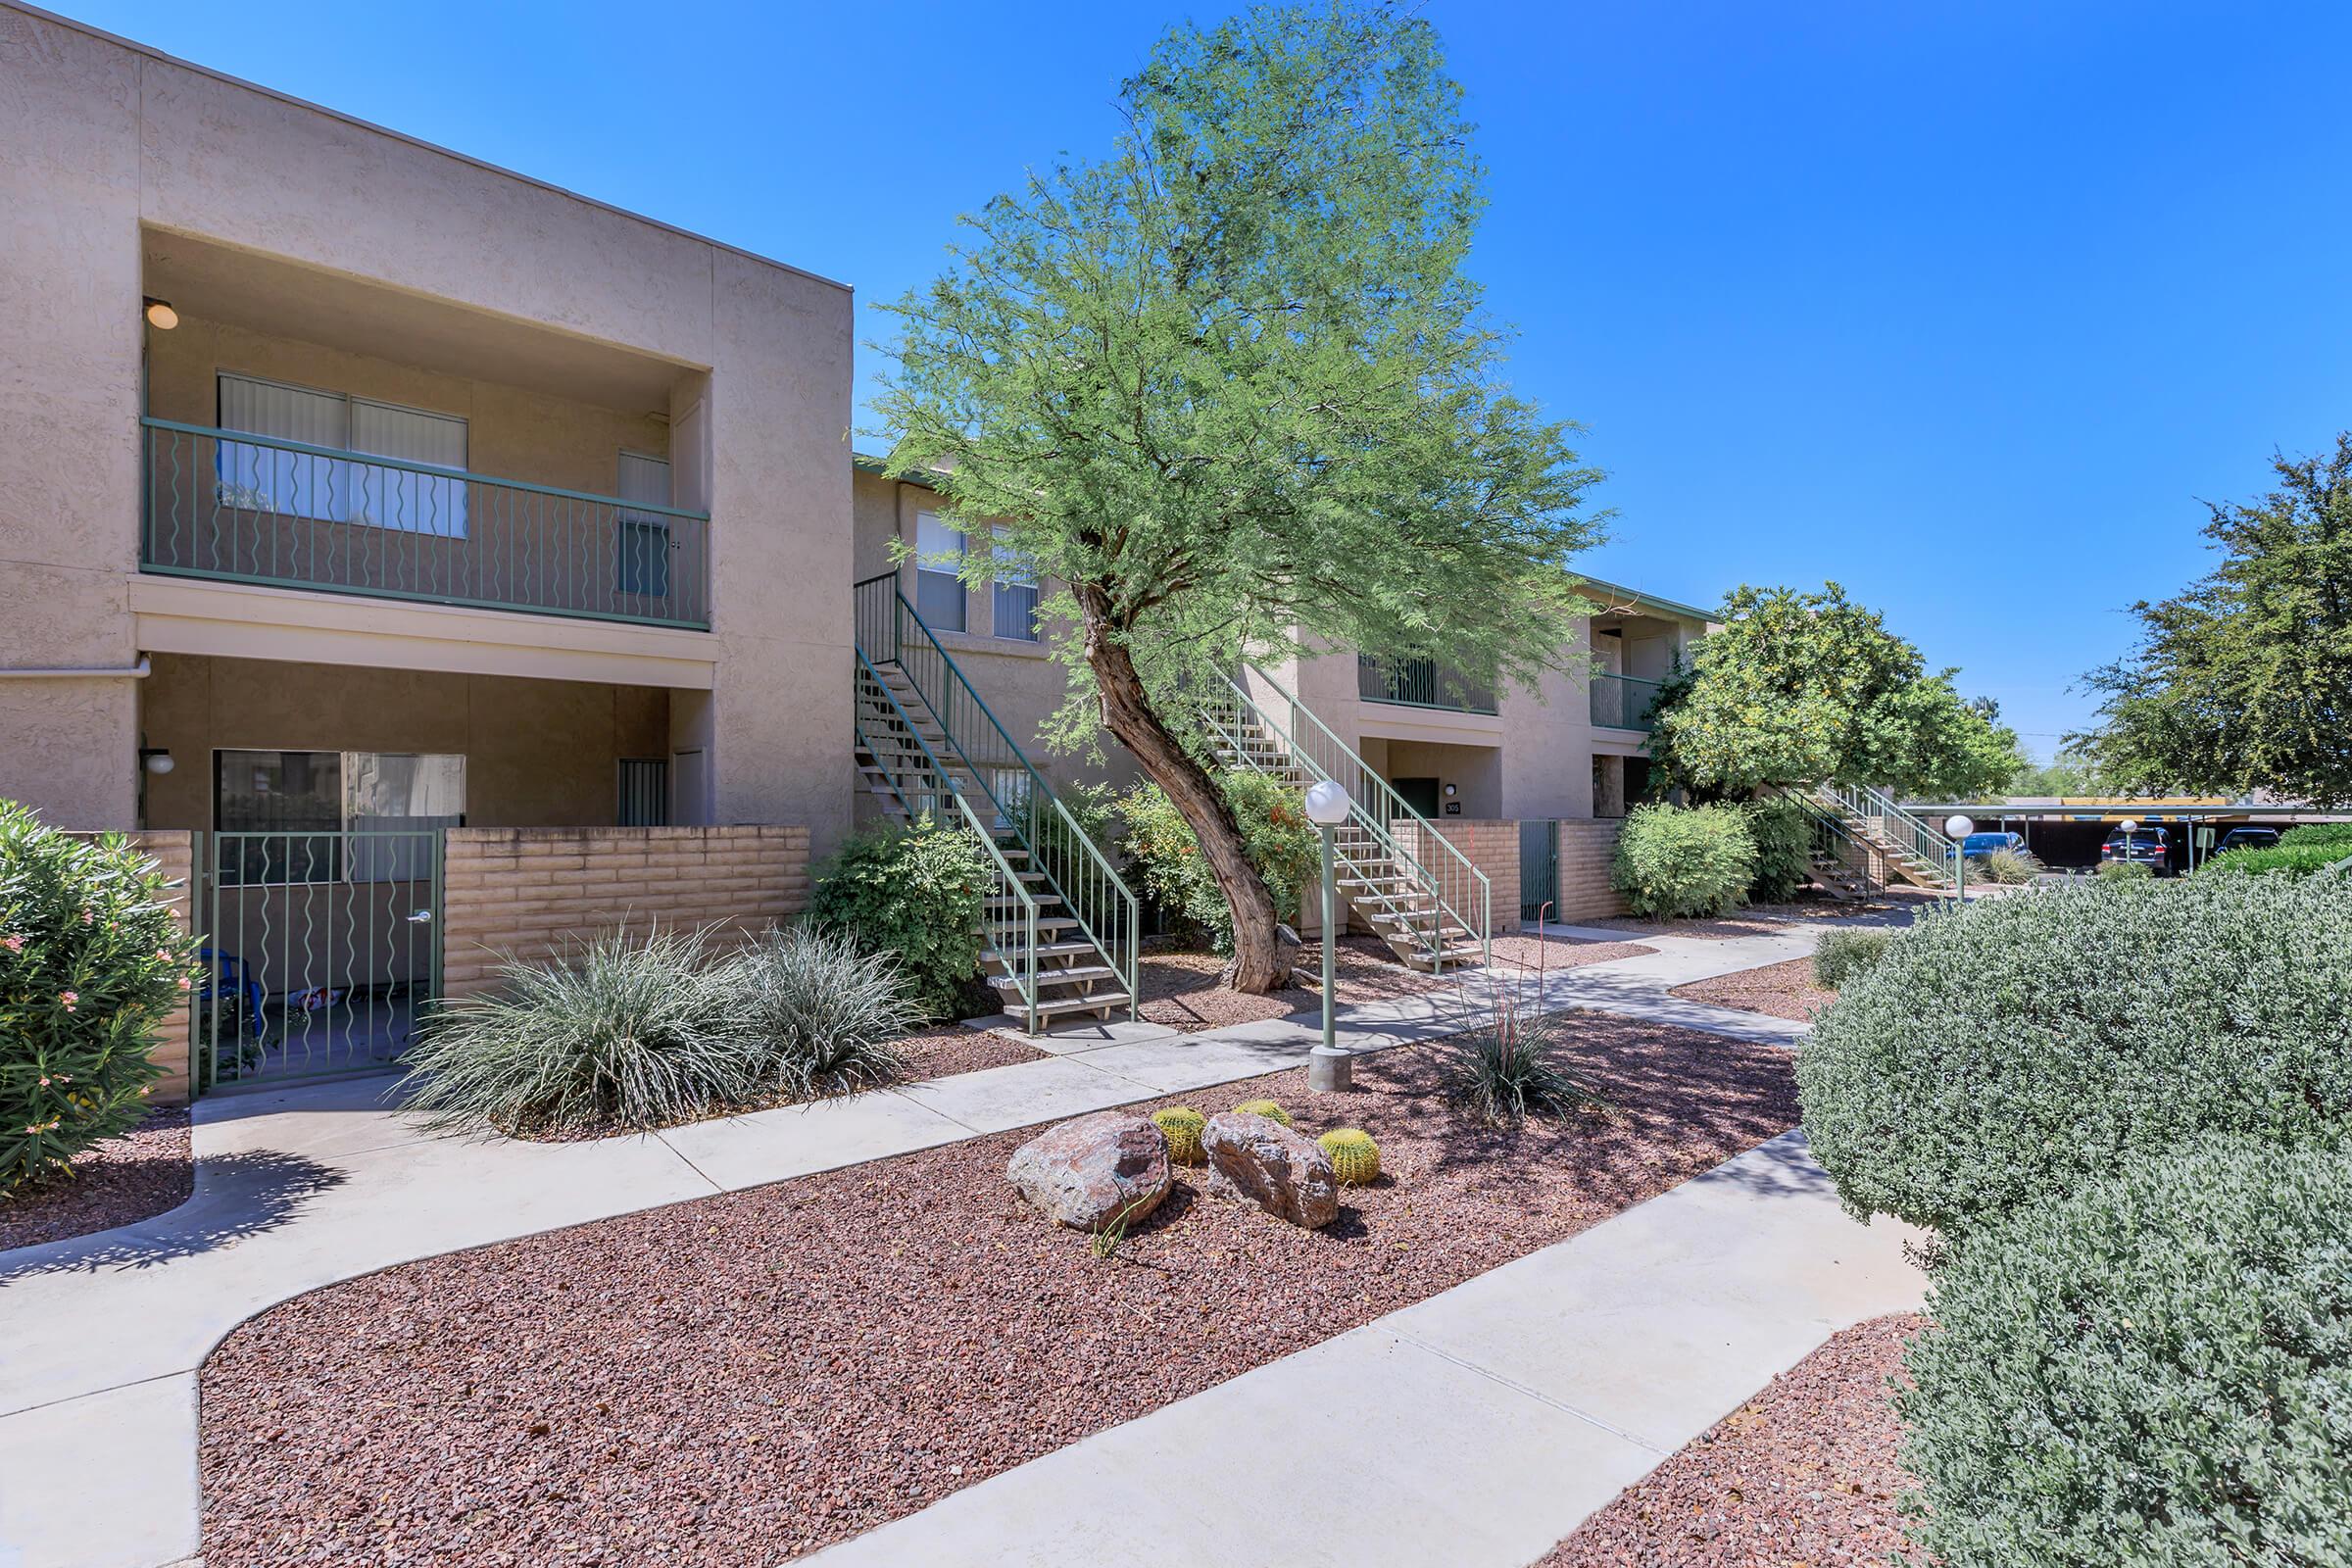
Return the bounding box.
[1902,798,2351,874]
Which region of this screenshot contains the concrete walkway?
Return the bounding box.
[808,1131,1923,1568]
[0,918,1841,1568]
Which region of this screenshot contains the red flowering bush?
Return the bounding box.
[0,802,198,1192]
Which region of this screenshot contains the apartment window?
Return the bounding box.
[216,373,470,537]
[991,526,1040,642]
[214,750,466,884]
[914,510,965,631]
[615,451,672,599]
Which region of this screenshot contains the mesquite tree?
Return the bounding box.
[874,4,1601,991]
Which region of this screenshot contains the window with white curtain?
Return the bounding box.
[216,373,469,538]
[914,509,966,631]
[212,749,466,884]
[990,525,1040,642]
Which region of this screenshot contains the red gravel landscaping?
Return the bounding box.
[1538,1312,1926,1567]
[1669,956,1838,1022]
[1488,932,1656,971]
[0,1106,193,1253]
[199,1014,1799,1566]
[894,1026,1048,1079]
[1134,934,1444,1031]
[1589,913,1793,941]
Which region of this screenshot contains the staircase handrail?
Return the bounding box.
[1813,780,1957,881]
[854,648,1041,1026]
[1223,662,1491,968]
[853,572,1138,1016]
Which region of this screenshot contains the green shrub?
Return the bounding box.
[1611,802,1757,919]
[0,805,198,1192]
[2199,842,2350,878]
[1975,846,2034,884]
[808,817,990,1019]
[1902,1138,2352,1567]
[1798,875,2352,1243]
[1117,770,1317,952]
[2091,857,2152,881]
[1811,927,1891,988]
[732,923,919,1099]
[403,924,760,1138]
[2278,820,2352,850]
[1743,796,1814,903]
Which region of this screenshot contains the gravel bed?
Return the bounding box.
[1668,956,1838,1022]
[1487,933,1656,971]
[200,1015,1798,1566]
[0,1106,193,1253]
[1588,913,1792,941]
[1746,888,1941,923]
[1135,935,1443,1031]
[896,1026,1048,1080]
[1538,1313,1926,1567]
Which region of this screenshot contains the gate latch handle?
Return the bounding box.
[406,909,433,924]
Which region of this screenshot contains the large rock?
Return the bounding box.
[1006,1111,1172,1232]
[1202,1110,1339,1229]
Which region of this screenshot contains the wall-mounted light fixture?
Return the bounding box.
[1443,782,1458,798]
[142,297,179,330]
[140,748,175,775]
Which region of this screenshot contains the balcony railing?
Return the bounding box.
[1357,654,1497,714]
[139,418,710,629]
[1591,672,1663,731]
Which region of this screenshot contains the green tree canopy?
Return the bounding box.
[2078,433,2352,806]
[874,3,1602,989]
[1651,583,2020,800]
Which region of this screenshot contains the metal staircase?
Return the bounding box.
[852,575,1139,1032]
[1806,782,1956,891]
[1197,664,1491,974]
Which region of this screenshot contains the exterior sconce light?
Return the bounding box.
[141,748,175,775]
[143,297,179,330]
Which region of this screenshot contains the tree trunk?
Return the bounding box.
[1078,592,1298,993]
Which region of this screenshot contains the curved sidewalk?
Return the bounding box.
[0,921,1833,1568]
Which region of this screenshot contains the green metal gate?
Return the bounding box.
[1519,819,1558,923]
[195,829,444,1092]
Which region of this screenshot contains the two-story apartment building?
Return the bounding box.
[3,5,1713,1079]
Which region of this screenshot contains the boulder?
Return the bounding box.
[1202,1110,1340,1229]
[1006,1111,1172,1232]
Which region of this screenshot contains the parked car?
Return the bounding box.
[1957,831,2025,861]
[2215,826,2279,854]
[2099,826,2173,874]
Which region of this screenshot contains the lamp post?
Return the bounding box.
[1944,813,1975,903]
[1303,779,1353,1092]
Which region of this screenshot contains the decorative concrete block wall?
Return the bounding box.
[1552,818,1627,922]
[440,826,810,998]
[122,830,197,1103]
[1391,817,1521,938]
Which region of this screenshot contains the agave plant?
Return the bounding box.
[1441,903,1609,1127]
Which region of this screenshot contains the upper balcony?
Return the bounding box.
[1590,672,1664,732]
[136,228,713,632]
[1358,654,1497,715]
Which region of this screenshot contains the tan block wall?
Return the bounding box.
[1553,818,1627,922]
[438,826,808,998]
[1392,818,1520,938]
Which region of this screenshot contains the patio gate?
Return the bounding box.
[195,828,444,1092]
[1519,819,1559,923]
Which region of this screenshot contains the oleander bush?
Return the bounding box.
[1975,846,2035,884]
[1811,927,1891,989]
[2278,820,2352,850]
[808,817,991,1020]
[1743,795,1815,903]
[1117,770,1317,952]
[1798,875,2352,1244]
[1902,1138,2352,1567]
[0,804,198,1192]
[2199,842,2350,878]
[732,923,919,1099]
[1611,802,1757,920]
[404,924,761,1138]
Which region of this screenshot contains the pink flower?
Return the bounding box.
[59,991,77,1012]
[177,976,192,991]
[1,934,21,952]
[37,1077,50,1088]
[80,908,94,925]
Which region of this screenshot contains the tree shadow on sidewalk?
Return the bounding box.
[0,1151,347,1285]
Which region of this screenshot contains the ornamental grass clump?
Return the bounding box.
[1902,1138,2352,1567]
[1610,802,1757,920]
[403,924,760,1138]
[0,803,199,1192]
[1975,846,2034,884]
[731,923,918,1100]
[1798,874,2352,1246]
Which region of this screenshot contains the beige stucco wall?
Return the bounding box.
[0,6,852,851]
[138,654,669,831]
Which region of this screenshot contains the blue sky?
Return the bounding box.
[60,1,2352,758]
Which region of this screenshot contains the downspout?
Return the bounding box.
[0,657,152,679]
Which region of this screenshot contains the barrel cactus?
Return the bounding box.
[1233,1098,1292,1128]
[1152,1105,1207,1165]
[1317,1127,1381,1186]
